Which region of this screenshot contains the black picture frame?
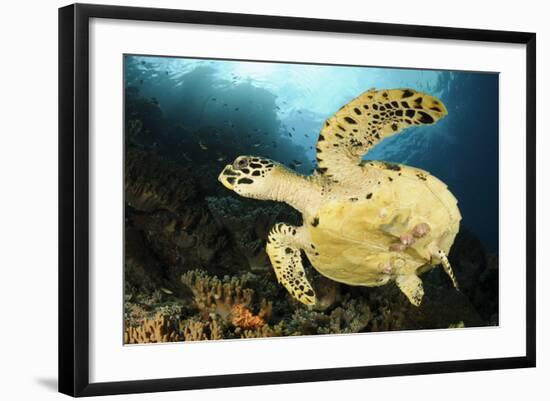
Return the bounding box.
[58,3,536,397]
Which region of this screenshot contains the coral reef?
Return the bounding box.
[125,314,182,344]
[181,269,254,318]
[124,148,248,294]
[230,304,266,330]
[124,247,489,344]
[125,147,198,213]
[180,318,225,341]
[206,196,301,272]
[286,297,372,335]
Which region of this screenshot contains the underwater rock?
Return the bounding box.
[125,148,248,295]
[125,147,198,212]
[448,228,499,324]
[125,226,167,292]
[311,275,342,312]
[355,268,484,332]
[206,196,301,272]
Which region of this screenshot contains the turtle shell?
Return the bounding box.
[304,163,461,287]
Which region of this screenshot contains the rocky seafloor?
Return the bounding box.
[124,145,498,344]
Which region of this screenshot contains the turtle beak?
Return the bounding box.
[218,165,239,191]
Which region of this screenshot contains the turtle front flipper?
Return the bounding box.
[395,274,424,306]
[266,223,316,306]
[315,88,447,183]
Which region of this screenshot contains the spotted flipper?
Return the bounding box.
[437,249,459,290]
[315,88,447,182]
[395,274,424,306]
[266,223,316,305]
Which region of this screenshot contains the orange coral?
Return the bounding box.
[230,304,265,330]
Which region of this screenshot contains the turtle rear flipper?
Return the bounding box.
[395,274,424,306]
[436,249,460,290]
[266,223,316,306]
[315,88,447,182]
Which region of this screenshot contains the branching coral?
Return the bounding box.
[124,314,182,344]
[181,269,256,319]
[180,318,225,341]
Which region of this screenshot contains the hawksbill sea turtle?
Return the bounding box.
[218,88,461,307]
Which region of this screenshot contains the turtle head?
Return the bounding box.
[218,155,279,199]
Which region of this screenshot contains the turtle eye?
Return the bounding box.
[234,157,249,170]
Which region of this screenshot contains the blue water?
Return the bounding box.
[125,55,499,253]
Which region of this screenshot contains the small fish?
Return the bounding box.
[223,103,228,107]
[212,98,216,101]
[304,134,309,138]
[181,153,192,161]
[199,141,208,150]
[253,142,261,147]
[139,79,144,85]
[160,287,173,295]
[288,133,293,137]
[292,160,302,166]
[217,156,226,162]
[292,127,295,131]
[165,71,169,75]
[298,111,302,114]
[289,163,297,169]
[234,108,239,111]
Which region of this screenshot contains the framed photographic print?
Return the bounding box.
[58,3,536,397]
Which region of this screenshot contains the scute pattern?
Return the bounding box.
[316,88,448,182]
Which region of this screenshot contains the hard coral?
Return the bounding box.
[180,318,225,341]
[181,269,254,319]
[124,314,182,344]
